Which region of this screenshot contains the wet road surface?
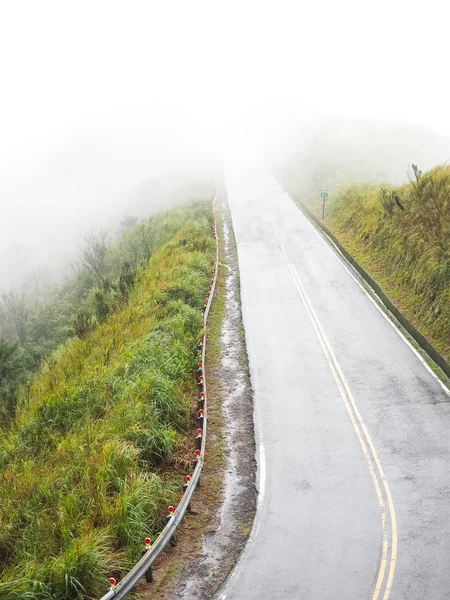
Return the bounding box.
[216,174,450,600]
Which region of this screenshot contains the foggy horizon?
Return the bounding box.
[2,0,450,293]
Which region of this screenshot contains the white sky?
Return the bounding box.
[0,0,449,290]
[1,0,449,172]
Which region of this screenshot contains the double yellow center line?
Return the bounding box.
[288,262,397,600]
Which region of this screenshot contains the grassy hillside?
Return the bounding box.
[324,165,450,362]
[0,200,215,599]
[0,183,213,424]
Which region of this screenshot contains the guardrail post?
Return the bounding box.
[145,566,153,583]
[197,408,204,428]
[166,506,177,547]
[198,391,205,411]
[142,538,153,583]
[183,475,192,512]
[193,449,201,488]
[195,428,203,451]
[192,448,200,470]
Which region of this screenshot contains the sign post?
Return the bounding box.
[320,189,328,220]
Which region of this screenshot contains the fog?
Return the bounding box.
[1,0,450,292]
[273,118,450,202]
[0,117,220,291]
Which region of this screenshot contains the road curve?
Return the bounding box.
[216,174,450,600]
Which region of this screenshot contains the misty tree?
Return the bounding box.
[82,230,110,284]
[1,291,30,342]
[138,217,155,263]
[118,215,138,236]
[94,289,111,322]
[0,302,12,340]
[412,164,423,181]
[118,261,135,301]
[73,310,92,339]
[0,340,25,419]
[111,218,155,271]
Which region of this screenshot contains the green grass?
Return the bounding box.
[325,165,450,362]
[0,200,215,599]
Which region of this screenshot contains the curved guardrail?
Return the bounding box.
[100,192,219,599]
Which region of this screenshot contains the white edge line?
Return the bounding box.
[255,442,266,515]
[285,189,450,398]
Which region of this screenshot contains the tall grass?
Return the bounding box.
[327,165,450,360]
[0,200,215,599]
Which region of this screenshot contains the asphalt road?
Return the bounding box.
[216,174,450,600]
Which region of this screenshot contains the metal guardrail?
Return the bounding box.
[100,192,220,599]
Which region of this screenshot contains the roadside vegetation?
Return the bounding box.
[0,199,216,599]
[324,165,450,361]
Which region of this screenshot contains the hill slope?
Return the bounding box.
[0,200,215,599]
[325,165,450,363]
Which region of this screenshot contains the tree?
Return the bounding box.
[1,291,30,342]
[118,216,138,237]
[0,340,25,419]
[73,310,92,339]
[81,231,110,285]
[118,261,135,301]
[412,164,423,181]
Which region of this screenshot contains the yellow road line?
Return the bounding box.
[288,263,397,600]
[329,318,398,600]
